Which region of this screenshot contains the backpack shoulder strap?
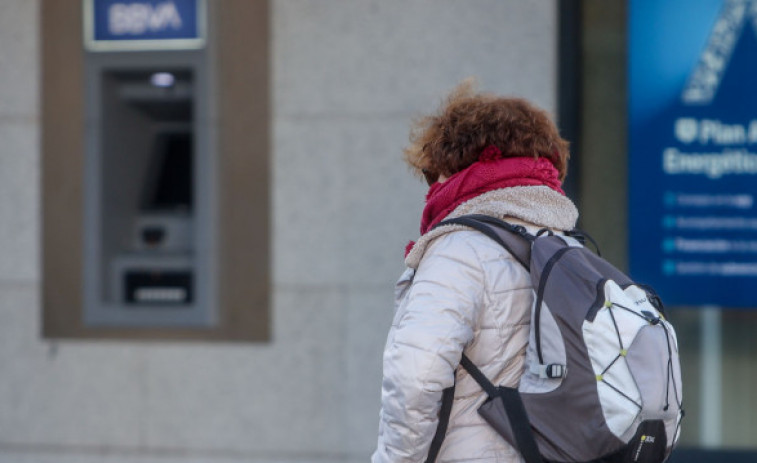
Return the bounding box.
[436,214,533,270]
[425,384,455,463]
[460,354,544,463]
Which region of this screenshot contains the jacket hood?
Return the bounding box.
[405,185,579,269]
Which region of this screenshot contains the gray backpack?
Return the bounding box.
[427,215,683,463]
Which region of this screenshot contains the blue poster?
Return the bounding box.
[629,0,757,307]
[86,0,204,50]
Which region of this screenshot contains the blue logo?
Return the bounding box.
[87,0,203,49]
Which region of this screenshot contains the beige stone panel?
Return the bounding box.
[0,0,38,117]
[273,0,558,116]
[0,124,39,281]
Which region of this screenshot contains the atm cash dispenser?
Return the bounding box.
[82,0,213,327]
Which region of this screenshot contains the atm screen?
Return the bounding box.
[141,132,193,212]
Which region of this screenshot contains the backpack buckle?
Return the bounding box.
[641,310,661,325]
[531,363,567,379]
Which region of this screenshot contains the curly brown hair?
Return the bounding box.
[405,81,570,184]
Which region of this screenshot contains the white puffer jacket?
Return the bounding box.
[373,186,578,463]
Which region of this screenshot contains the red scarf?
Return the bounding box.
[421,156,563,235]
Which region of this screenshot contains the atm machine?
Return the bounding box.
[82,0,214,327]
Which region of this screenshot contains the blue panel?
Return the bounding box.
[92,0,199,43]
[629,0,757,308]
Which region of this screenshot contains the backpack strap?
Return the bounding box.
[436,214,533,270]
[565,227,602,256]
[425,385,456,463]
[461,354,544,463]
[459,354,498,397]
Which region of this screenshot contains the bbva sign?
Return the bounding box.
[108,1,183,36]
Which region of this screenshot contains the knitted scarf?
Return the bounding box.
[404,155,563,257]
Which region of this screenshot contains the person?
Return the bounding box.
[372,81,579,463]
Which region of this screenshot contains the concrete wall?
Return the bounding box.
[0,1,558,461]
